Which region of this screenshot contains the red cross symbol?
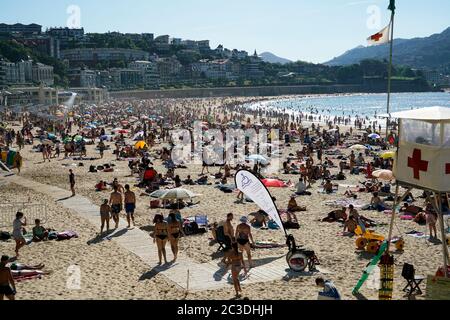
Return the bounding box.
[371,33,383,41]
[446,163,450,175]
[407,149,429,180]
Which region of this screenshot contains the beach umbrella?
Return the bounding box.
[380,151,396,160]
[63,137,72,144]
[261,179,288,188]
[246,154,269,165]
[368,133,381,139]
[47,133,56,140]
[150,188,201,200]
[134,141,148,150]
[133,131,145,141]
[372,170,394,181]
[73,135,83,143]
[350,144,368,150]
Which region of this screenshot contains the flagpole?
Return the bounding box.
[386,1,395,140]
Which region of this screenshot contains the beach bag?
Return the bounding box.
[268,221,280,230]
[0,231,11,241]
[48,231,58,240]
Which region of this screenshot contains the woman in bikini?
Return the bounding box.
[153,214,168,265]
[168,213,183,262]
[227,242,248,298]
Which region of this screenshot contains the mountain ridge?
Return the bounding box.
[325,27,450,72]
[259,52,292,65]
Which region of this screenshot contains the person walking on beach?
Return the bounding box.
[69,169,75,197]
[124,184,136,228]
[235,216,255,268]
[227,242,247,298]
[153,214,168,265]
[167,212,183,262]
[0,255,16,300]
[109,186,123,229]
[12,212,27,257]
[100,199,111,234]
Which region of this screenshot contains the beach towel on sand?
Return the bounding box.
[56,230,78,241]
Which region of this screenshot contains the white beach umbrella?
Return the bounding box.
[350,144,368,150]
[372,170,394,181]
[246,154,270,165]
[150,188,201,200]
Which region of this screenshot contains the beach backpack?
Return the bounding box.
[0,231,11,241]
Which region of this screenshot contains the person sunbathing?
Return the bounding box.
[11,269,50,278]
[249,210,268,228]
[322,208,348,223]
[400,203,422,215]
[369,192,387,212]
[183,175,195,185]
[32,219,48,242]
[95,180,107,191]
[323,179,334,194]
[287,196,306,212]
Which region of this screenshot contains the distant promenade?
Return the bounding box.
[110,82,431,99]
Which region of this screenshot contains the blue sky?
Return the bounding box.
[1,0,449,63]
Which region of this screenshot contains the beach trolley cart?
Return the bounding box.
[388,107,450,276]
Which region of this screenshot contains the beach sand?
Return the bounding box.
[0,97,446,300]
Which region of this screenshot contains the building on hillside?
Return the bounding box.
[16,35,60,59]
[109,68,144,89]
[156,57,182,83]
[197,40,211,52]
[32,63,54,86]
[46,27,84,50]
[60,48,149,67]
[0,60,53,86]
[47,27,84,39]
[68,68,98,87]
[171,38,182,45]
[128,61,159,88]
[154,35,170,44]
[0,23,42,35]
[246,50,264,79]
[422,69,450,86]
[191,59,238,80]
[5,86,58,106]
[232,49,248,60]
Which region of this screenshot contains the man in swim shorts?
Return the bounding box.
[124,184,136,228]
[109,186,123,229]
[0,255,16,300]
[235,216,255,268]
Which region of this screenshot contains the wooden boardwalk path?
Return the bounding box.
[7,175,330,292]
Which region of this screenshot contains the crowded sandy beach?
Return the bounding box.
[1,95,448,301]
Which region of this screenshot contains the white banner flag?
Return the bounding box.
[234,170,285,232]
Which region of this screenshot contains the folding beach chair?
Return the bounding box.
[402,263,425,297]
[215,225,228,252]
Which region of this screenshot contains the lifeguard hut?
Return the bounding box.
[389,106,450,277]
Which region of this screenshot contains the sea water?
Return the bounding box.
[244,92,450,124]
